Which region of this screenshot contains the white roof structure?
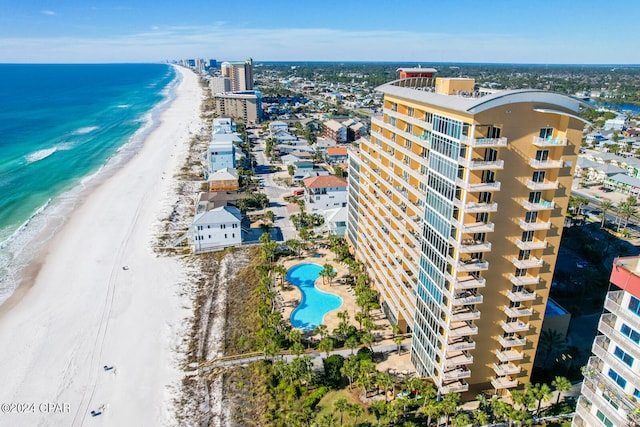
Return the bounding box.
[211,133,242,144]
[609,173,640,187]
[324,119,346,132]
[192,206,241,226]
[377,81,590,116]
[208,168,238,181]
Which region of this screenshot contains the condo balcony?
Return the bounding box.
[498,335,527,348]
[452,219,495,234]
[508,274,540,287]
[519,219,552,231]
[491,377,518,389]
[447,338,476,351]
[512,257,543,269]
[452,292,484,306]
[450,307,482,322]
[458,157,505,171]
[603,290,624,317]
[460,135,508,147]
[456,178,502,192]
[506,289,537,302]
[598,313,640,361]
[492,362,521,376]
[444,351,474,368]
[449,321,479,337]
[451,257,489,272]
[521,199,555,211]
[525,179,560,191]
[452,198,499,213]
[501,320,530,333]
[452,237,492,254]
[503,305,534,318]
[453,275,487,290]
[529,158,564,169]
[440,381,469,394]
[515,239,548,251]
[496,349,524,362]
[532,136,568,147]
[592,335,636,380]
[442,366,472,380]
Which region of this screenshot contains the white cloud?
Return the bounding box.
[41,10,56,16]
[0,26,634,64]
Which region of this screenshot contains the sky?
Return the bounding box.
[1,0,639,64]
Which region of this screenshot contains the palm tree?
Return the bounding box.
[418,399,442,427]
[264,209,275,223]
[394,336,404,354]
[599,199,614,228]
[341,357,359,390]
[526,382,553,417]
[313,324,328,340]
[334,398,349,426]
[618,200,637,233]
[368,400,387,425]
[441,392,461,426]
[360,332,375,352]
[272,264,288,288]
[453,413,470,427]
[551,376,572,405]
[318,337,334,358]
[345,335,359,355]
[285,238,304,257]
[347,403,363,426]
[538,329,566,371]
[376,372,394,402]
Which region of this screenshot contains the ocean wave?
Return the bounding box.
[25,147,58,163]
[72,126,99,135]
[116,104,131,109]
[0,199,52,250]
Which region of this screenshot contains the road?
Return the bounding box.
[248,129,298,242]
[571,189,640,233]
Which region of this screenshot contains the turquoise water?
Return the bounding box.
[0,64,177,303]
[288,263,342,330]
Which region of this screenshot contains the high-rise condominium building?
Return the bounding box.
[573,257,640,427]
[221,58,254,92]
[346,71,588,395]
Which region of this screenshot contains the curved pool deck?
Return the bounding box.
[287,263,343,330]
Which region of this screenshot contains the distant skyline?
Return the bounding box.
[2,0,639,64]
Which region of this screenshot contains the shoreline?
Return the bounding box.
[0,65,203,425]
[0,64,181,307]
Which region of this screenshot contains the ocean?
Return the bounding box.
[0,63,177,303]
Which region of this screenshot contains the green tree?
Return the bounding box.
[313,324,328,340]
[334,398,349,426]
[453,413,470,427]
[348,403,363,426]
[551,376,572,405]
[341,357,359,390]
[368,400,387,425]
[360,332,375,352]
[288,164,295,177]
[265,210,275,223]
[394,336,404,354]
[318,337,334,358]
[538,329,566,371]
[286,238,304,257]
[441,392,461,426]
[526,382,553,416]
[376,371,394,402]
[345,335,359,355]
[599,199,614,228]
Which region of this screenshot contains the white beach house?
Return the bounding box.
[302,175,348,214]
[188,206,242,252]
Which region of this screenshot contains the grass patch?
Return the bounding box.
[316,389,374,425]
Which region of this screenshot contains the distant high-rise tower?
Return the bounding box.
[573,257,640,427]
[346,69,588,396]
[221,58,254,92]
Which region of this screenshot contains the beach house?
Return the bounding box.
[302,175,348,214]
[188,206,243,252]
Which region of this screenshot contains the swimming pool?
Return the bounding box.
[287,263,343,330]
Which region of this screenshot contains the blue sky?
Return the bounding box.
[2,0,639,64]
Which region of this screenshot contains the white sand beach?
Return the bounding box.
[0,65,202,426]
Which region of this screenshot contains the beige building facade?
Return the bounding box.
[347,75,587,395]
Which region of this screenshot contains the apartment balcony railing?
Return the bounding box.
[592,335,637,381]
[491,377,519,389]
[506,289,537,302]
[460,135,508,147]
[458,157,505,171]
[532,136,568,147]
[452,293,484,306]
[579,381,624,427]
[456,178,502,192]
[598,313,640,361]
[440,381,469,394]
[519,219,552,231]
[603,290,624,317]
[450,257,489,272]
[444,352,474,368]
[442,367,472,380]
[447,338,476,351]
[521,199,555,211]
[452,198,499,213]
[512,257,543,269]
[498,335,527,348]
[384,108,433,133]
[450,308,482,322]
[453,219,495,234]
[574,397,598,427]
[525,179,560,191]
[449,322,479,337]
[503,305,534,318]
[452,237,492,254]
[515,239,548,251]
[496,349,524,362]
[453,275,487,290]
[501,320,530,333]
[509,274,540,287]
[529,158,564,169]
[492,362,521,376]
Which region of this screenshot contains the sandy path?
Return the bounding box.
[0,65,201,426]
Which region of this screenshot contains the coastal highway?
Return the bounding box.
[571,189,640,233]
